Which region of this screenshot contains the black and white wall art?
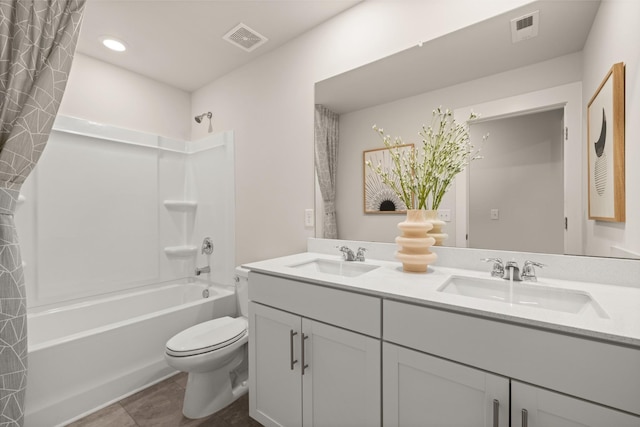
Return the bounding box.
[363,145,413,213]
[587,62,625,222]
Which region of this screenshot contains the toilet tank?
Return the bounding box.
[234,266,249,317]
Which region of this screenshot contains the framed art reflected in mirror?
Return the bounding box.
[587,62,625,222]
[363,144,413,214]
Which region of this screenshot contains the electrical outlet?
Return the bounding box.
[304,209,314,227]
[437,209,451,222]
[491,209,500,220]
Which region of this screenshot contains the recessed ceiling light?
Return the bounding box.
[101,37,127,52]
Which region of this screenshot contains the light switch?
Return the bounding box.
[490,209,499,220]
[304,209,314,227]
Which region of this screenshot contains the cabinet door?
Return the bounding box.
[512,381,640,427]
[383,342,509,427]
[302,319,380,427]
[249,302,302,427]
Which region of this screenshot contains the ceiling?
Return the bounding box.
[76,0,361,92]
[315,0,601,114]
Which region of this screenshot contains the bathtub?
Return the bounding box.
[24,280,236,427]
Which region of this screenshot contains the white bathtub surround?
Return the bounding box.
[15,115,236,309]
[25,280,236,427]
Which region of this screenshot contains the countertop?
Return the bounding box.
[243,251,640,348]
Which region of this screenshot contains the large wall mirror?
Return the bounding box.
[314,0,639,260]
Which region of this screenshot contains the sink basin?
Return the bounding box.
[289,258,379,277]
[438,276,608,318]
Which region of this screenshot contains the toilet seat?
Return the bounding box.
[166,316,248,357]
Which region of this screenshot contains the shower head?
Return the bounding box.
[194,112,212,123]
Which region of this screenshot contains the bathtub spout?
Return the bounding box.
[195,266,210,276]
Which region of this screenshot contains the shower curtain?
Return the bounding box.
[0,1,85,425]
[314,104,339,239]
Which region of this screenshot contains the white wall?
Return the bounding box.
[582,0,640,258]
[191,0,535,264]
[336,53,581,244]
[186,134,236,285]
[59,53,191,141]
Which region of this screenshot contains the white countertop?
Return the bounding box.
[244,251,640,348]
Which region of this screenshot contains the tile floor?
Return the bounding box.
[67,373,262,427]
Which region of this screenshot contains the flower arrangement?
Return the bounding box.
[366,107,486,211]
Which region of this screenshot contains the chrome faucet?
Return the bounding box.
[337,245,356,261]
[483,258,545,282]
[195,265,211,276]
[337,245,368,261]
[195,237,214,276]
[503,260,522,281]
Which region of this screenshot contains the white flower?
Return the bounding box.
[367,107,487,210]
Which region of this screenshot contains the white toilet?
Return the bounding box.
[164,267,249,419]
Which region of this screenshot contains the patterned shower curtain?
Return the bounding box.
[314,104,340,239]
[0,1,84,425]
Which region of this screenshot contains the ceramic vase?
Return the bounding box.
[395,209,437,273]
[424,210,448,246]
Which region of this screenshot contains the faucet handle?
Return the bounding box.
[482,258,504,278]
[522,260,545,282]
[356,247,367,261]
[201,237,214,255]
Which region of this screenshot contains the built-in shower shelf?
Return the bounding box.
[163,200,197,211]
[164,246,198,258]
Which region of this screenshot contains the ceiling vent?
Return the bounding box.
[510,10,539,43]
[223,23,268,52]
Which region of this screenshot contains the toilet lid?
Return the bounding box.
[166,316,247,357]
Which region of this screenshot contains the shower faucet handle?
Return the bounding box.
[201,237,214,255]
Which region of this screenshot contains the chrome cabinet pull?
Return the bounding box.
[521,409,528,427]
[493,399,499,427]
[301,333,309,375]
[289,330,298,370]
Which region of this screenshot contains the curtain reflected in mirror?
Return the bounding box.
[314,105,339,238]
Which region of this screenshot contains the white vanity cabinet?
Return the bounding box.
[248,272,381,427]
[511,381,640,427]
[383,342,509,427]
[384,300,640,426]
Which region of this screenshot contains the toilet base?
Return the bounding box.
[182,352,248,419]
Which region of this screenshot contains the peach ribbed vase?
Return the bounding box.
[424,210,448,246]
[395,209,438,273]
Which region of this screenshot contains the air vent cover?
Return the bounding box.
[511,10,539,43]
[223,23,268,52]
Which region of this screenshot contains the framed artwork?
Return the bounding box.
[363,144,413,213]
[587,62,625,222]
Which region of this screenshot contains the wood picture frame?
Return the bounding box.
[587,62,625,222]
[363,144,413,214]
